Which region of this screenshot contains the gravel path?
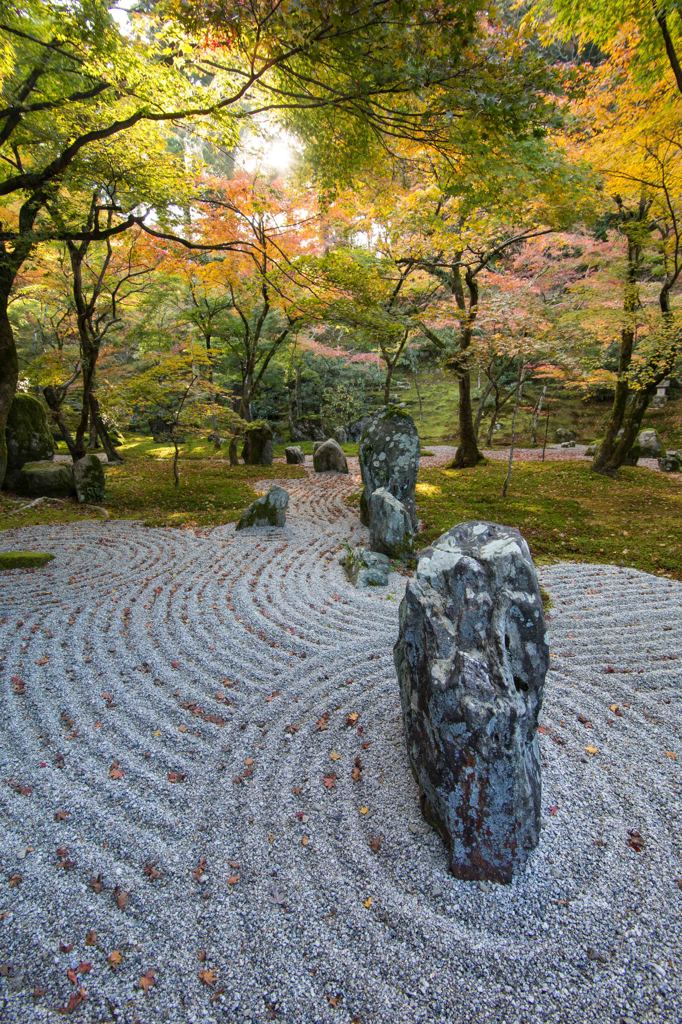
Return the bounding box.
[0,467,680,1024]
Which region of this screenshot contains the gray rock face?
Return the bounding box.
[559,440,576,449]
[13,460,75,498]
[658,450,682,472]
[242,423,274,466]
[394,521,548,884]
[555,427,576,443]
[313,439,348,473]
[285,446,305,465]
[341,547,391,588]
[368,487,413,557]
[5,393,54,486]
[637,429,663,458]
[74,454,105,504]
[359,409,419,528]
[236,486,289,530]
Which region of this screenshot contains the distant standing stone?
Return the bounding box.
[313,439,348,474]
[74,454,105,504]
[359,409,419,528]
[368,487,413,558]
[340,547,391,588]
[636,429,663,458]
[285,446,305,465]
[658,450,682,472]
[242,423,274,466]
[236,486,289,530]
[394,520,548,884]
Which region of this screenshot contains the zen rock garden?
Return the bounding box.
[1,4,681,1018]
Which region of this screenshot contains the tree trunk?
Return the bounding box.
[228,436,239,466]
[90,393,123,464]
[383,361,395,406]
[501,363,525,498]
[0,288,19,486]
[451,271,483,468]
[43,385,78,458]
[530,385,547,446]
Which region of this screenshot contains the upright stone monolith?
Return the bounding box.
[394,521,548,883]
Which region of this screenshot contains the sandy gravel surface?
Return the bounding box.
[0,467,680,1024]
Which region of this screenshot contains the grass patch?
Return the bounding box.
[1,451,305,531]
[0,550,54,570]
[416,461,682,580]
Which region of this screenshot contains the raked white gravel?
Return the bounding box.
[0,464,680,1024]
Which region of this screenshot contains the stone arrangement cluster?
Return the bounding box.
[3,393,105,503]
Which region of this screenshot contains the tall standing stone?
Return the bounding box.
[359,409,419,528]
[394,521,548,884]
[242,422,274,465]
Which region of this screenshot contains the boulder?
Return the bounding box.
[74,454,105,504]
[313,439,348,473]
[13,460,75,498]
[369,487,414,558]
[242,422,274,466]
[236,485,289,530]
[658,450,682,472]
[636,428,664,458]
[555,427,576,443]
[359,408,419,528]
[559,440,575,449]
[340,547,391,588]
[285,445,305,465]
[5,393,54,486]
[394,520,548,884]
[584,442,598,457]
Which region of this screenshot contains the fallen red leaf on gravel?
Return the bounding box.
[138,969,156,992]
[322,773,337,790]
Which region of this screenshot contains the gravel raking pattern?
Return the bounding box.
[0,469,680,1024]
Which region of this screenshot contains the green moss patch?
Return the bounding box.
[416,461,682,580]
[0,550,54,570]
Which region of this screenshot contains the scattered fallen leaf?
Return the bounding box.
[57,988,87,1014]
[227,874,240,886]
[35,656,49,666]
[548,804,559,816]
[8,873,22,887]
[54,809,70,822]
[143,862,162,881]
[609,704,623,716]
[301,835,310,847]
[346,712,359,727]
[327,994,342,1008]
[369,836,382,854]
[351,756,363,782]
[329,751,341,762]
[664,750,677,760]
[584,745,599,756]
[359,805,369,815]
[362,896,373,909]
[108,762,124,780]
[114,887,129,911]
[627,829,645,853]
[89,874,104,894]
[107,950,123,968]
[138,969,156,992]
[265,690,281,703]
[192,857,207,881]
[11,676,25,695]
[577,714,592,728]
[322,773,337,790]
[167,771,186,784]
[199,968,217,986]
[85,930,98,947]
[314,712,330,732]
[244,757,254,767]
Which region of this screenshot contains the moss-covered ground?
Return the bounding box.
[415,460,682,580]
[0,436,306,531]
[0,550,54,570]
